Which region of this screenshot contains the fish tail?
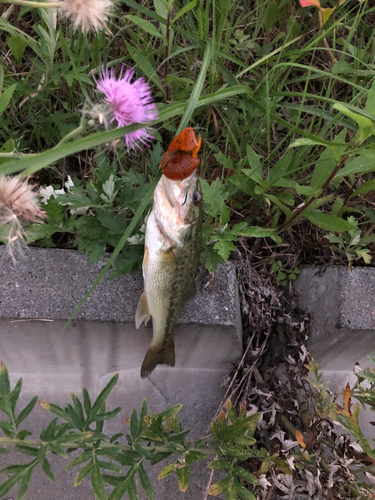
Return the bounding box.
[141,340,175,378]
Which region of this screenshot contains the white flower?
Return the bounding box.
[39,185,65,204]
[127,223,146,245]
[60,0,112,32]
[65,175,74,190]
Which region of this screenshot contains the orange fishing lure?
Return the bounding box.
[161,127,201,181]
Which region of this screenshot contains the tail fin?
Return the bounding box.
[141,341,175,378]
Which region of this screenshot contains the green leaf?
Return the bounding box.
[67,451,92,470]
[208,477,230,496]
[234,467,259,484]
[126,15,164,39]
[213,239,236,261]
[16,397,38,427]
[177,39,213,134]
[289,138,325,148]
[49,443,68,459]
[126,43,164,95]
[139,463,153,500]
[239,226,278,239]
[171,0,197,22]
[201,178,228,218]
[0,362,10,396]
[71,393,85,422]
[83,388,92,417]
[334,154,375,179]
[9,378,22,413]
[176,466,190,492]
[158,463,176,479]
[0,422,13,436]
[234,480,256,500]
[14,445,38,456]
[127,477,138,500]
[67,404,84,430]
[96,461,122,474]
[16,430,32,440]
[0,84,17,117]
[40,401,69,421]
[0,464,27,474]
[94,407,122,422]
[91,463,108,500]
[350,179,375,198]
[18,467,33,500]
[153,0,167,20]
[208,459,228,470]
[310,147,337,190]
[185,451,206,464]
[245,145,263,185]
[0,471,24,497]
[74,461,93,487]
[333,103,375,143]
[130,409,138,439]
[41,459,55,482]
[91,373,119,416]
[201,245,225,273]
[305,211,353,232]
[264,0,279,32]
[365,80,375,115]
[7,35,27,63]
[266,194,292,219]
[295,185,320,196]
[139,399,148,430]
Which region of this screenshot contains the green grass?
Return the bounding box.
[0,0,375,274]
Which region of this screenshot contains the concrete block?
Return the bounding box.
[0,247,240,330]
[294,266,375,356]
[294,266,375,439]
[0,246,241,499]
[340,267,375,330]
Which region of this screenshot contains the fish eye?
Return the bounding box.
[193,191,201,204]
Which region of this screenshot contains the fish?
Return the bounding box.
[135,128,202,378]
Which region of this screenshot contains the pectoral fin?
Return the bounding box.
[141,340,175,378]
[135,291,151,329]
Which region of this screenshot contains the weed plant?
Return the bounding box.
[0,0,375,276]
[0,358,375,500]
[1,0,375,498]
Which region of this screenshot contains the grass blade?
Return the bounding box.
[177,39,213,134]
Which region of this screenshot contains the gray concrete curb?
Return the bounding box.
[0,246,242,499]
[294,265,375,440]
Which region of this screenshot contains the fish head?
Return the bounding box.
[161,171,201,226]
[153,172,202,248]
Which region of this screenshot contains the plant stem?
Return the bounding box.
[1,0,62,7]
[0,436,217,455]
[278,153,350,233]
[0,152,35,158]
[164,8,171,102]
[58,124,86,146]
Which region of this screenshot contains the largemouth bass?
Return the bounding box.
[136,128,202,378]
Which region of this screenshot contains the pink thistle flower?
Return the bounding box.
[0,176,45,260]
[94,67,158,152]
